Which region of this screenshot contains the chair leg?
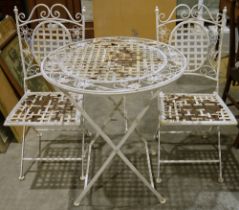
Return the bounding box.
[81,122,85,180]
[19,126,26,181]
[217,126,224,183]
[81,96,86,180]
[156,124,162,183]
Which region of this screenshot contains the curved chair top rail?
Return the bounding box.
[155,4,226,27]
[14,3,85,27]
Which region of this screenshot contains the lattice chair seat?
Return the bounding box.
[159,92,237,126]
[4,92,82,126]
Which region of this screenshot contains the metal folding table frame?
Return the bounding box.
[41,37,187,206]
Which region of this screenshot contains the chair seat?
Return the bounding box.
[4,92,82,126]
[159,92,237,126]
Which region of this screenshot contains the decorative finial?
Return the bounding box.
[82,6,86,14]
[223,6,227,14]
[13,5,18,13]
[155,6,159,13]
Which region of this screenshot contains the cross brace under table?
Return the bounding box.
[63,90,166,206]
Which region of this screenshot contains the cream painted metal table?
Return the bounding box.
[41,36,187,206]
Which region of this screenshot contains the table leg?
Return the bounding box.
[83,98,125,189]
[64,91,166,206]
[108,96,155,188]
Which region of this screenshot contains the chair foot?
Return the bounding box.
[73,201,80,206]
[218,177,224,183]
[80,176,85,181]
[19,176,25,181]
[158,197,166,204]
[156,177,162,183]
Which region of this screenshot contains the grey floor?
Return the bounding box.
[1,74,239,210]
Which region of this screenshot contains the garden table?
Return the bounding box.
[41,36,187,206]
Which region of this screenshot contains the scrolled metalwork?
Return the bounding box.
[178,4,191,20]
[20,26,32,46]
[76,6,85,21]
[190,4,221,23]
[158,4,191,23]
[50,4,83,22]
[156,3,227,85]
[16,3,83,24]
[17,4,49,23]
[14,4,85,91]
[157,3,224,25]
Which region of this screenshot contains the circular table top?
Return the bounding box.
[41,37,187,95]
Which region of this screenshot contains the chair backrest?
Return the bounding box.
[155,4,227,93]
[14,3,85,92]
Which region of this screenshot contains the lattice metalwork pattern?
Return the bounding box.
[160,93,237,125]
[169,21,210,71]
[155,4,226,80]
[4,92,81,126]
[32,22,72,64]
[14,3,85,87]
[44,38,167,83]
[42,37,187,95]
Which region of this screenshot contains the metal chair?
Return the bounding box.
[4,3,86,180]
[155,4,237,183]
